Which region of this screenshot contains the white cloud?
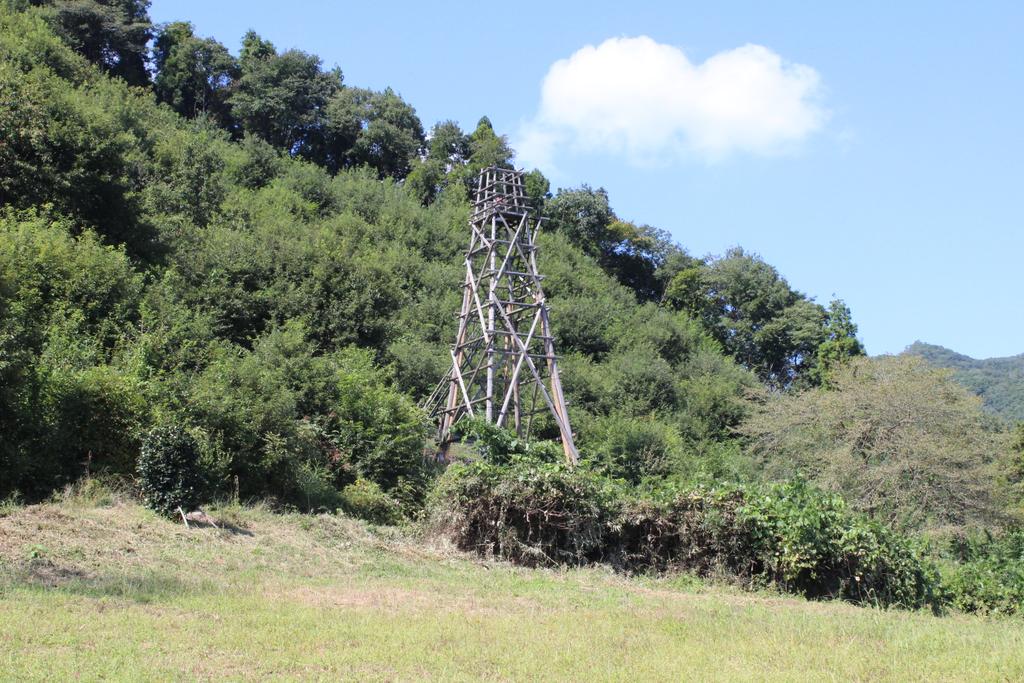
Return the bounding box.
[515,36,827,169]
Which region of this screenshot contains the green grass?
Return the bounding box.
[1,495,1022,681]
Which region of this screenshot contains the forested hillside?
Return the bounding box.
[2,0,1023,617]
[0,0,859,505]
[905,342,1024,422]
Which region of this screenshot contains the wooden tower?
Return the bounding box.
[426,167,578,463]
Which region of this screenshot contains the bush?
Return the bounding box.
[581,415,688,484]
[0,214,145,499]
[40,363,146,478]
[289,459,342,513]
[734,481,940,607]
[188,325,430,509]
[137,426,205,517]
[450,417,562,466]
[431,461,618,566]
[943,530,1024,615]
[628,480,941,609]
[339,479,403,525]
[430,460,941,609]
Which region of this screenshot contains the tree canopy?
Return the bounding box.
[319,86,425,177]
[152,21,237,126]
[31,0,151,86]
[664,247,862,388]
[229,31,342,154]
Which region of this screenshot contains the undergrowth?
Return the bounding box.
[429,458,943,610]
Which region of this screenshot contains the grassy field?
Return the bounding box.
[1,491,1023,681]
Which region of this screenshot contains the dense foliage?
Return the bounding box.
[30,0,151,86]
[136,425,204,516]
[0,3,776,509]
[943,530,1024,615]
[663,249,864,389]
[430,458,941,610]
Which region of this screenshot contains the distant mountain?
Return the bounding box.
[904,342,1024,422]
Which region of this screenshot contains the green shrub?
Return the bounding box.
[289,460,342,513]
[943,530,1024,615]
[40,363,146,477]
[620,480,940,609]
[137,426,205,517]
[734,480,940,607]
[188,325,430,509]
[0,214,145,499]
[430,459,619,566]
[581,414,688,484]
[451,417,562,466]
[340,479,402,525]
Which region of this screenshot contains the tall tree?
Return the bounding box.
[665,248,832,388]
[427,119,470,165]
[466,116,513,170]
[319,86,424,177]
[809,299,865,387]
[405,120,470,203]
[546,185,614,258]
[523,168,551,212]
[32,0,151,86]
[152,21,237,127]
[547,186,680,301]
[742,355,1012,534]
[407,116,514,202]
[229,31,342,154]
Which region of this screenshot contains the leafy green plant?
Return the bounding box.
[451,417,561,466]
[339,479,402,525]
[943,530,1024,615]
[136,426,205,517]
[734,480,940,608]
[289,459,342,513]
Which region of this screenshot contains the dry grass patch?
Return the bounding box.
[1,498,1023,681]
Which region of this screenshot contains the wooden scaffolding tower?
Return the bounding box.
[427,167,578,464]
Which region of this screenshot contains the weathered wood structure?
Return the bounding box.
[426,167,578,463]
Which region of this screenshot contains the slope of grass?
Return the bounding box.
[1,492,1023,681]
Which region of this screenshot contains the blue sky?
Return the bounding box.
[150,1,1023,359]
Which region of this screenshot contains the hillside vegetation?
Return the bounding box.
[0,1,852,510]
[2,494,1023,681]
[906,341,1024,422]
[2,0,1023,627]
